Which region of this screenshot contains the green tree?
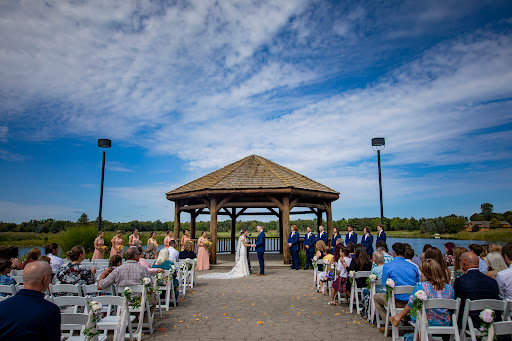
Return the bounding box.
[489,218,501,229]
[421,219,436,233]
[481,203,494,220]
[77,213,90,224]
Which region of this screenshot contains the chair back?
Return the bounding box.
[0,284,16,296]
[492,321,512,336]
[81,284,114,297]
[93,295,125,316]
[52,295,91,313]
[392,285,414,296]
[10,276,23,284]
[423,297,461,310]
[460,299,510,341]
[354,271,371,279]
[49,283,82,296]
[60,313,89,336]
[13,269,24,276]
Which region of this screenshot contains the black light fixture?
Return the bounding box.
[97,139,111,233]
[372,137,385,225]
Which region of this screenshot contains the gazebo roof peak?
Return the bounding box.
[166,154,339,197]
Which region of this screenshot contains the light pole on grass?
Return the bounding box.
[372,137,385,225]
[97,139,111,233]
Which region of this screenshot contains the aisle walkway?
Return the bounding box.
[146,268,388,340]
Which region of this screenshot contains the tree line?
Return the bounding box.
[1,203,510,235]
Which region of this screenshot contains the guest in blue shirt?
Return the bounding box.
[331,227,341,254]
[0,261,61,340]
[0,259,16,296]
[373,243,419,325]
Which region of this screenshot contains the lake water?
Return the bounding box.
[16,235,509,258]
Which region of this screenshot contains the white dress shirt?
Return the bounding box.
[497,264,512,303]
[47,253,63,273]
[168,246,179,262]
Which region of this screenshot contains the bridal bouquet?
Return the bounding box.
[409,290,427,317]
[479,309,497,340]
[385,278,395,303]
[366,274,377,289]
[83,301,103,340]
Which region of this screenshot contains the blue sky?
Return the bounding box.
[1,0,512,224]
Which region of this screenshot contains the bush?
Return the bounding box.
[60,225,98,255]
[299,250,307,269]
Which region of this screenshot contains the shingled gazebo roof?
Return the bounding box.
[166,155,339,198]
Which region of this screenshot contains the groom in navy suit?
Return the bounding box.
[288,225,300,270]
[344,225,358,245]
[255,225,265,276]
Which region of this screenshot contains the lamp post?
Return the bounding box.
[372,137,385,225]
[97,139,111,233]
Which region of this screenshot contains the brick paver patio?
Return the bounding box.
[145,258,388,341]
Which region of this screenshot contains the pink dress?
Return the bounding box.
[110,237,124,258]
[92,237,105,260]
[196,238,210,270]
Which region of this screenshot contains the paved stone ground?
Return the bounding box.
[143,266,388,341]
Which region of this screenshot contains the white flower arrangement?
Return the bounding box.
[369,274,377,282]
[348,270,356,278]
[331,263,335,270]
[84,301,103,339]
[89,301,103,312]
[313,256,318,262]
[385,278,396,303]
[414,290,427,301]
[479,308,496,340]
[386,278,395,288]
[142,277,151,286]
[123,287,131,294]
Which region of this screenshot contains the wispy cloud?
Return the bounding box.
[0,149,29,162]
[107,161,134,173]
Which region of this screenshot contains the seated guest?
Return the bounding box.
[56,245,96,285]
[424,247,451,281]
[97,247,151,290]
[375,241,394,266]
[152,248,179,299]
[485,251,508,280]
[136,246,163,275]
[314,240,327,272]
[145,243,158,260]
[328,245,351,305]
[0,259,16,295]
[420,244,433,263]
[468,244,489,273]
[344,244,372,300]
[178,241,197,260]
[444,242,456,267]
[37,256,51,264]
[0,246,21,270]
[454,252,499,328]
[370,251,385,293]
[168,240,180,262]
[99,255,122,279]
[489,243,502,254]
[0,261,60,340]
[45,243,63,273]
[374,243,420,332]
[21,248,41,269]
[404,244,420,269]
[390,259,454,327]
[496,243,512,307]
[453,247,468,279]
[346,242,355,259]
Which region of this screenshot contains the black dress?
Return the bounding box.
[347,259,372,289]
[178,251,197,259]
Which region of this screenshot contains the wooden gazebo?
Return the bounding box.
[166,155,339,264]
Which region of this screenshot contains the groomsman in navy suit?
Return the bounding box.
[331,227,341,254]
[255,225,265,276]
[304,226,316,269]
[376,224,386,243]
[288,225,300,270]
[361,226,374,256]
[344,225,358,245]
[317,225,328,245]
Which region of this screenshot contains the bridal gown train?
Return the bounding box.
[198,235,250,279]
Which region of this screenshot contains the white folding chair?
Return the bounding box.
[49,283,82,297]
[492,321,512,337]
[10,275,23,284]
[60,313,107,341]
[0,284,16,297]
[81,284,114,297]
[386,285,415,339]
[13,269,23,276]
[413,298,461,341]
[94,295,134,341]
[369,279,382,324]
[119,285,156,340]
[460,299,510,341]
[177,263,189,297]
[349,271,371,314]
[52,295,91,314]
[157,270,177,311]
[315,260,325,290]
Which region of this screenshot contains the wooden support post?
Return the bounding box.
[282,195,291,264]
[279,211,283,254]
[231,208,236,255]
[326,202,333,241]
[173,201,181,240]
[190,210,196,239]
[210,197,218,264]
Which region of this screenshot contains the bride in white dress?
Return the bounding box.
[198,229,254,279]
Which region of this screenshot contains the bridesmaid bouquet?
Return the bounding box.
[204,240,212,248]
[118,245,123,251]
[101,246,107,250]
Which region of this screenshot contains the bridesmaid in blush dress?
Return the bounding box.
[92,231,106,260]
[110,230,124,258]
[196,231,210,270]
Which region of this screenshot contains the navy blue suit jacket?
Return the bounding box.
[0,289,61,340]
[454,269,500,327]
[331,233,341,249]
[317,232,328,245]
[288,232,299,251]
[255,231,265,252]
[361,234,374,255]
[376,231,386,242]
[304,232,316,249]
[345,232,358,245]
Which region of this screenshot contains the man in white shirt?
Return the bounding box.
[45,243,63,273]
[168,240,179,262]
[496,243,512,312]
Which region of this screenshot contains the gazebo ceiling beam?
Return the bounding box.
[267,207,279,216]
[234,208,247,219]
[266,195,284,210]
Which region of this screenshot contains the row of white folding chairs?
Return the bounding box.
[175,259,197,297]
